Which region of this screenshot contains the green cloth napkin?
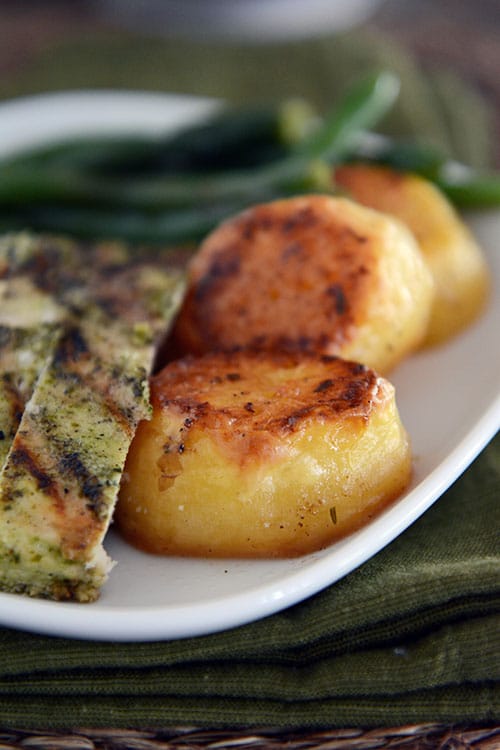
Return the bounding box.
[0,28,493,168]
[0,435,498,729]
[0,27,498,730]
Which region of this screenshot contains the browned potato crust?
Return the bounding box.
[170,195,434,373]
[335,164,490,346]
[116,350,412,558]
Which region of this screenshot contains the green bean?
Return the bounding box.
[435,168,500,208]
[163,71,403,202]
[347,137,447,179]
[2,100,316,176]
[2,135,160,172]
[0,206,219,245]
[0,196,284,246]
[0,73,399,215]
[0,159,330,212]
[150,98,317,173]
[0,73,404,245]
[343,135,500,209]
[298,70,400,163]
[0,100,325,212]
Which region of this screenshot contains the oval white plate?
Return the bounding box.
[0,91,498,641]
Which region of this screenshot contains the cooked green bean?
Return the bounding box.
[0,72,417,245]
[343,135,500,208]
[435,168,500,208]
[349,137,447,179]
[2,100,316,175]
[0,72,399,218]
[298,70,400,162]
[0,197,283,245]
[2,135,161,172]
[0,159,330,211]
[149,98,317,173]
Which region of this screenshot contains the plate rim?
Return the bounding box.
[0,90,498,642]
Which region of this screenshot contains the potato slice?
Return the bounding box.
[335,164,490,346]
[169,195,434,374]
[116,351,411,558]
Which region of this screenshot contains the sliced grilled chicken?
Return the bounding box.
[0,325,62,468]
[1,239,70,466]
[0,232,185,601]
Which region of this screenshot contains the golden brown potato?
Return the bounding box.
[116,350,412,558]
[169,195,434,374]
[335,164,490,346]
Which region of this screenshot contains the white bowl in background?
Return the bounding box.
[97,0,384,42]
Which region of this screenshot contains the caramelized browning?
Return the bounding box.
[0,232,185,601]
[170,195,434,373]
[335,164,490,345]
[172,197,374,355]
[336,164,456,256]
[117,349,411,558]
[151,351,381,466]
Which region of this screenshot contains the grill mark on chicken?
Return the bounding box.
[19,319,151,518]
[0,324,63,471]
[1,374,23,431]
[0,232,185,601]
[53,326,90,366]
[58,450,106,516]
[53,330,147,436]
[0,326,11,348]
[9,443,55,495]
[5,242,73,292]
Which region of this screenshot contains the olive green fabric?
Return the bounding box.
[0,28,493,168]
[0,28,498,730]
[0,435,498,729]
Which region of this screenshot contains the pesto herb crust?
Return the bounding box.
[0,232,185,601]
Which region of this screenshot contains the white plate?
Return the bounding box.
[0,91,499,642]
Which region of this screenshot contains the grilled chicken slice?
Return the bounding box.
[0,286,67,470]
[116,350,412,558]
[334,164,490,346]
[0,232,184,601]
[0,324,62,468]
[169,195,434,374]
[0,232,117,470]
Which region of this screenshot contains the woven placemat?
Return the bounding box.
[1,724,499,749]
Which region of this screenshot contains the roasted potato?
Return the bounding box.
[116,350,412,558]
[335,164,490,346]
[169,195,434,374]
